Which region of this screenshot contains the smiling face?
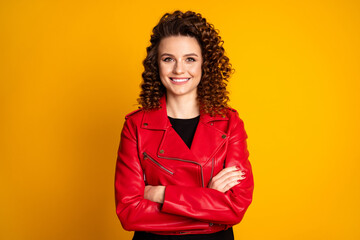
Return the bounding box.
[157,35,203,100]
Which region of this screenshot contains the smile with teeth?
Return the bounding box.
[170,78,190,82]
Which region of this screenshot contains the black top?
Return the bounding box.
[133,227,234,239]
[168,115,200,149]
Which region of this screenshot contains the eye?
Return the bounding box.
[162,57,173,62]
[187,57,196,62]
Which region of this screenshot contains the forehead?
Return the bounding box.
[158,35,201,54]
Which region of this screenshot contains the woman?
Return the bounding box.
[115,10,254,240]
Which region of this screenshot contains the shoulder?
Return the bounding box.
[225,107,245,127]
[225,107,241,120]
[124,108,144,120]
[124,108,144,127]
[226,107,239,115]
[225,107,248,140]
[121,108,144,134]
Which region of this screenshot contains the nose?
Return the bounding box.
[173,61,185,74]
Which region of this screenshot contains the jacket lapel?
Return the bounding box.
[141,95,229,165]
[190,114,228,164]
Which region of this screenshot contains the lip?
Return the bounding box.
[169,77,191,85]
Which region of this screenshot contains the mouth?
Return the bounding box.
[169,77,191,83]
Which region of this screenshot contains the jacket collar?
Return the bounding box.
[141,94,228,130]
[140,94,229,164]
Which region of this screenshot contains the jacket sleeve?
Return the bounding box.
[160,115,254,225]
[114,118,210,232]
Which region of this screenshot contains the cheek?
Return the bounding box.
[158,65,169,85]
[159,63,172,76]
[158,64,164,75]
[189,64,202,77]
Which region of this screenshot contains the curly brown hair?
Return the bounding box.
[137,10,234,116]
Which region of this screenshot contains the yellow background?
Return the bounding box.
[1,0,359,239]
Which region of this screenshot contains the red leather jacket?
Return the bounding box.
[115,95,254,235]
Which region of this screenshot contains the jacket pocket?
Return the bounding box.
[143,152,174,176]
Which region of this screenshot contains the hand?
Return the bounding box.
[208,166,246,193]
[144,185,165,203]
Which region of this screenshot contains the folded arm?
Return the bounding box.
[115,118,209,231]
[159,116,254,225]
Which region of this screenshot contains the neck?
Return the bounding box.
[165,94,200,119]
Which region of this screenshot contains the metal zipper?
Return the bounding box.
[209,157,214,181]
[143,152,174,175]
[157,154,204,187]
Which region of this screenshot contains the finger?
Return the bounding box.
[212,166,239,180]
[222,179,242,193]
[210,171,244,191]
[224,181,240,192]
[215,170,245,186]
[217,174,245,191]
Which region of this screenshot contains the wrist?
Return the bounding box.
[156,186,165,204]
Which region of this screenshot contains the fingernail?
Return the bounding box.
[236,166,240,170]
[237,180,242,183]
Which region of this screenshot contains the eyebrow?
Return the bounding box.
[160,53,199,57]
